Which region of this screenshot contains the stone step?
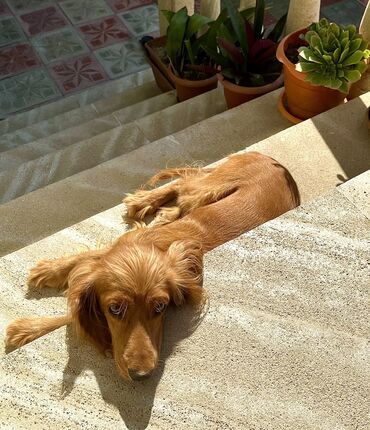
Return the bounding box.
[0,90,179,203]
[0,68,154,135]
[0,171,368,430]
[0,80,161,155]
[0,88,291,256]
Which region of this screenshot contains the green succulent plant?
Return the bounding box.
[297,18,370,93]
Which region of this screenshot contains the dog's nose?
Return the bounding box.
[128,368,153,381]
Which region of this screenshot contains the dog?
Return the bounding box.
[5,152,300,381]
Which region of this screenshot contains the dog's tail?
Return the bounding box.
[5,315,71,349]
[147,166,211,187]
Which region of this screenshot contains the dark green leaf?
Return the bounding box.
[266,12,287,42]
[253,0,265,40]
[223,0,248,57]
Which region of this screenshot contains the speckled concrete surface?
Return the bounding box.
[0,178,369,429]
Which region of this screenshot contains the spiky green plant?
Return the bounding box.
[297,18,370,93]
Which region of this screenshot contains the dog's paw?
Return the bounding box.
[27,260,64,289]
[124,190,156,219]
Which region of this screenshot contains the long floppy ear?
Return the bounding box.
[167,240,204,306]
[67,260,111,353]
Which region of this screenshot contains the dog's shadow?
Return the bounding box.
[59,303,207,430]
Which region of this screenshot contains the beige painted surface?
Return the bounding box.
[286,0,320,34]
[0,179,369,429]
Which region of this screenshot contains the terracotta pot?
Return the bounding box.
[278,91,302,124]
[144,36,175,92]
[276,28,346,120]
[217,73,284,109]
[167,66,218,102]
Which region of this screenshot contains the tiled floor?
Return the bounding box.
[0,0,368,118]
[0,0,158,118]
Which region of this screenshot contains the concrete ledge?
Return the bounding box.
[1,179,368,430]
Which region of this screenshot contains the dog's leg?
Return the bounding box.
[149,206,182,227]
[124,183,178,225]
[5,315,71,349]
[28,249,104,290]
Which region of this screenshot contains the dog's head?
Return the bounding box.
[67,240,203,381]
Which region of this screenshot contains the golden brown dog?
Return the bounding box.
[5,152,300,381]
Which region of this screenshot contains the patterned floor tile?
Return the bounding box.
[322,0,366,26]
[7,0,53,14]
[119,4,158,36]
[0,68,60,117]
[19,6,68,36]
[107,0,153,13]
[59,0,113,24]
[95,40,148,78]
[0,16,25,47]
[0,1,11,16]
[0,43,40,78]
[32,27,88,64]
[78,16,130,49]
[49,53,108,94]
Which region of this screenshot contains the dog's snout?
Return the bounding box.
[128,367,153,381]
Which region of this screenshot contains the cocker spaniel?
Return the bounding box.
[5,152,300,381]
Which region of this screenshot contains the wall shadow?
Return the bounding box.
[310,96,370,180]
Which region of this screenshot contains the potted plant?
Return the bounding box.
[142,35,175,92]
[164,7,219,102]
[277,18,370,122]
[204,0,287,109]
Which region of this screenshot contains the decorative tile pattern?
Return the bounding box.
[49,53,107,94]
[7,0,53,14]
[107,0,152,13]
[59,0,113,24]
[119,4,158,36]
[0,43,40,78]
[19,6,68,36]
[0,16,25,47]
[0,68,60,117]
[95,40,147,78]
[32,27,88,64]
[78,16,130,49]
[0,1,11,16]
[322,0,366,26]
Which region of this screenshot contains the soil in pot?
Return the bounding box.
[277,29,347,120]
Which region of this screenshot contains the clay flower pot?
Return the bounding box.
[167,66,218,102]
[217,73,284,109]
[276,28,347,121]
[144,36,175,92]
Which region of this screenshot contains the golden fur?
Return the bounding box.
[5,152,300,381]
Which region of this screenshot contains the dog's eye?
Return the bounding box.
[109,303,127,318]
[154,302,167,314]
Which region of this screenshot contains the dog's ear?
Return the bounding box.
[167,240,204,306]
[67,260,111,353]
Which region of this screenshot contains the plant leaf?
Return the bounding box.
[166,7,189,74]
[186,14,213,39]
[161,10,174,24]
[223,0,248,56]
[342,50,364,65]
[253,0,265,40]
[266,12,287,42]
[218,37,244,64]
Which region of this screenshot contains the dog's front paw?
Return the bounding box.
[27,260,64,289]
[124,190,156,220]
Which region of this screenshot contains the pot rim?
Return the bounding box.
[168,65,218,87]
[276,28,308,80]
[217,72,284,94]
